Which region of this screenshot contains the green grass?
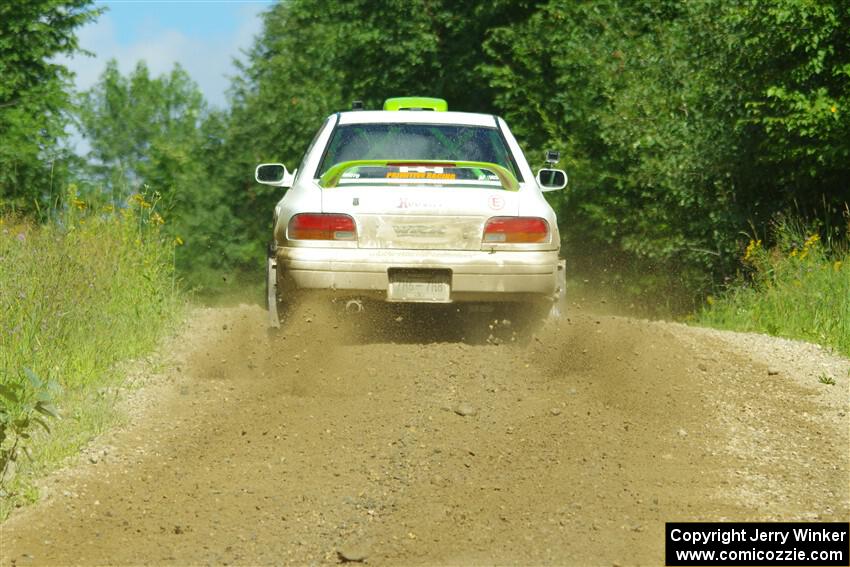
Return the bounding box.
[699,218,850,357]
[0,190,183,516]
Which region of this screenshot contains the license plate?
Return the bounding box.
[387,270,451,303]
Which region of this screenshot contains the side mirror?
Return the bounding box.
[536,168,568,191]
[255,163,296,188]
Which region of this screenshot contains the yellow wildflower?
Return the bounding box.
[706,295,715,306]
[799,233,819,260]
[743,239,761,261]
[71,198,86,211]
[835,260,843,272]
[174,236,184,246]
[831,105,837,113]
[130,193,151,208]
[151,212,165,225]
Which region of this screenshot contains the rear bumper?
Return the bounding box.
[275,246,561,302]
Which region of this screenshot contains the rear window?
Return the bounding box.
[317,123,521,180]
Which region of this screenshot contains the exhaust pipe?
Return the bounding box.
[345,299,364,314]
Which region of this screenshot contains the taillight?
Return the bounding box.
[483,217,549,244]
[288,213,356,241]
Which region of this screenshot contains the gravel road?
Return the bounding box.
[1,300,848,566]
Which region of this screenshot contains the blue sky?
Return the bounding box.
[60,0,273,109]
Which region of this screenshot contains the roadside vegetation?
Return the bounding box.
[0,192,181,515]
[700,215,850,357]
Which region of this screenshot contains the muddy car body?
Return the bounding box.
[256,97,567,328]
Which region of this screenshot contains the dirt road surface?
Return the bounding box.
[1,301,848,566]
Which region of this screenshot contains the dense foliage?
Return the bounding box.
[482,0,849,301]
[219,0,850,305]
[0,0,100,214]
[1,0,848,300]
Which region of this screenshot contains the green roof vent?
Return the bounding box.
[383,97,448,112]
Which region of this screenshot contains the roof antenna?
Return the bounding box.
[351,100,364,111]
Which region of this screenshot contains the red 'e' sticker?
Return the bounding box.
[489,196,505,210]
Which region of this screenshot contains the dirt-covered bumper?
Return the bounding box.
[275,246,562,302]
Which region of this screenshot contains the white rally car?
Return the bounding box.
[256,97,567,329]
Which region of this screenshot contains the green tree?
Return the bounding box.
[483,1,729,299]
[481,0,850,303]
[77,60,253,282]
[710,0,850,230]
[0,0,100,214]
[68,0,843,301]
[77,60,204,201]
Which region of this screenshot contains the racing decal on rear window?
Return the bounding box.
[386,171,457,180]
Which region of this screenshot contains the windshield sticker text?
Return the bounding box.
[387,172,457,180]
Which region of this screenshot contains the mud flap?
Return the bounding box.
[266,256,281,329]
[550,259,567,319]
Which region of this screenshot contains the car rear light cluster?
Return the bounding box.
[288,213,356,241]
[483,216,549,244]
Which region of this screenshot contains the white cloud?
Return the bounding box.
[59,5,264,109]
